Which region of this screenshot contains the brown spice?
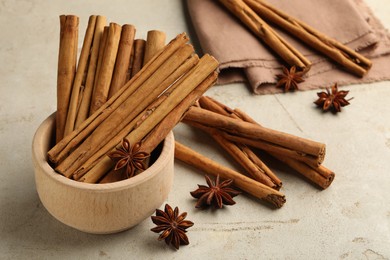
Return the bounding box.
[151,204,194,250]
[190,174,241,209]
[276,66,304,92]
[107,138,150,178]
[314,83,353,112]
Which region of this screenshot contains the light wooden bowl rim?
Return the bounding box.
[32,112,174,192]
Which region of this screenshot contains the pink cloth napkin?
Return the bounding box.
[187,0,390,94]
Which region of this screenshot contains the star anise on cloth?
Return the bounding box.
[314,83,353,112]
[150,204,194,250]
[276,66,305,92]
[107,138,150,178]
[190,175,241,209]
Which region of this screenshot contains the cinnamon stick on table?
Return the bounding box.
[108,24,136,98]
[218,0,311,71]
[196,96,282,189]
[185,106,326,164]
[74,16,107,128]
[56,15,79,143]
[244,0,372,77]
[270,153,335,189]
[183,119,280,189]
[175,141,286,208]
[64,15,97,136]
[222,101,335,189]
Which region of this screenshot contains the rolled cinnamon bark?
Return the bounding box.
[218,0,311,71]
[270,152,335,189]
[89,23,122,114]
[196,96,282,189]
[83,71,218,183]
[64,15,97,137]
[56,44,197,177]
[56,15,79,142]
[74,16,106,128]
[185,106,326,161]
[130,39,146,77]
[48,33,190,164]
[78,56,218,182]
[108,24,136,98]
[244,0,372,77]
[143,30,166,65]
[222,132,321,168]
[175,141,286,208]
[222,100,335,189]
[183,118,280,189]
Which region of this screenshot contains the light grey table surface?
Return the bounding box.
[1,0,389,259]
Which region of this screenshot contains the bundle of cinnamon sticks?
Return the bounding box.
[175,96,335,208]
[217,0,372,76]
[49,15,219,183]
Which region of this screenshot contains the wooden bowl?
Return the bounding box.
[32,113,174,234]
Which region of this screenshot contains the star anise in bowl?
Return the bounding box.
[107,138,150,178]
[150,204,194,250]
[276,66,305,92]
[314,83,353,113]
[190,175,241,209]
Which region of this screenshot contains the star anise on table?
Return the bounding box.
[276,66,305,92]
[190,175,241,209]
[314,83,353,113]
[107,138,150,178]
[150,204,194,250]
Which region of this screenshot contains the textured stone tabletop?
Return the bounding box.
[0,0,389,259]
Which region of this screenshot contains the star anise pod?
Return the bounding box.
[276,66,305,92]
[314,83,353,112]
[150,204,194,250]
[107,138,150,178]
[190,175,241,209]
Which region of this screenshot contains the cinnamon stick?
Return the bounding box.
[76,54,201,181]
[92,26,109,105]
[175,141,286,208]
[108,24,136,98]
[270,152,335,189]
[74,54,217,180]
[222,101,335,189]
[48,33,190,164]
[74,16,107,128]
[99,167,127,183]
[84,71,218,183]
[130,39,146,77]
[184,119,280,189]
[244,0,372,76]
[56,15,79,142]
[197,96,281,188]
[185,106,326,162]
[64,15,97,136]
[56,44,197,177]
[222,132,320,168]
[89,22,122,114]
[143,30,166,65]
[218,0,311,71]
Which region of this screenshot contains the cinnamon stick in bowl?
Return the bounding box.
[56,15,79,143]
